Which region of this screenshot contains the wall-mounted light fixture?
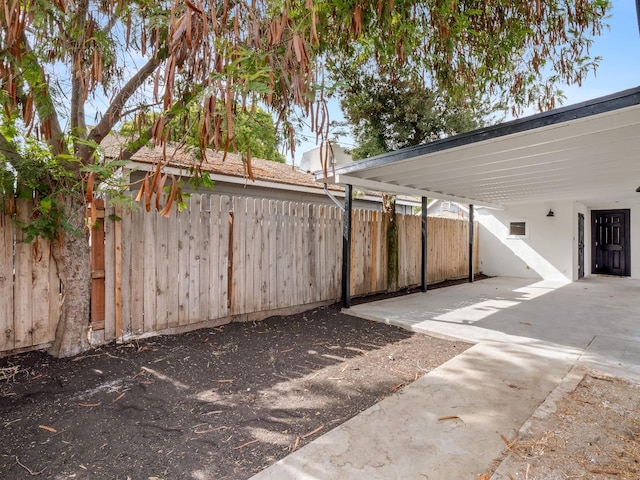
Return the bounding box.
[546,209,555,217]
[636,186,640,192]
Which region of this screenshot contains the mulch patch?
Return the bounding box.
[0,283,475,480]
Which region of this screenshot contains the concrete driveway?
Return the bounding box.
[250,276,640,480]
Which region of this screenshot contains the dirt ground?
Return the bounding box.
[0,300,470,480]
[489,372,640,480]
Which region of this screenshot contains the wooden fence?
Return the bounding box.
[349,210,479,296]
[94,195,344,343]
[1,193,479,353]
[0,200,61,354]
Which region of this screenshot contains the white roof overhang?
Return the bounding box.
[318,87,640,209]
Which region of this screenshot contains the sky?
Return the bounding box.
[291,0,640,165]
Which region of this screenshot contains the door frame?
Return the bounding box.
[578,213,584,279]
[591,209,631,277]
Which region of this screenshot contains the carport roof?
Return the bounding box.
[318,86,640,208]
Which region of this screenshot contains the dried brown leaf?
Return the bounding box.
[233,439,258,450]
[437,415,461,422]
[301,425,324,439]
[110,392,126,405]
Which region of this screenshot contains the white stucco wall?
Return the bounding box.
[632,207,640,279]
[478,201,639,281]
[477,201,576,281]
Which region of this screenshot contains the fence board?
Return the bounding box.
[14,199,33,349]
[267,200,277,310]
[317,206,326,303]
[104,204,116,341]
[282,202,293,308]
[275,201,286,309]
[369,211,378,293]
[208,196,221,320]
[120,207,132,336]
[189,197,202,320]
[130,208,145,335]
[197,201,210,321]
[296,204,303,303]
[219,196,231,318]
[311,204,320,303]
[331,207,342,299]
[155,214,169,330]
[260,199,270,310]
[364,210,373,294]
[143,208,157,333]
[231,197,245,315]
[301,204,309,304]
[166,208,180,328]
[325,206,333,299]
[177,207,191,325]
[188,196,202,322]
[31,237,51,345]
[251,199,262,312]
[0,212,14,351]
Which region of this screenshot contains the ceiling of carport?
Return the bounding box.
[320,87,640,209]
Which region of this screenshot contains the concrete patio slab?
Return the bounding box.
[249,276,640,480]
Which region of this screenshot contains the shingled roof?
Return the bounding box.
[101,134,341,192]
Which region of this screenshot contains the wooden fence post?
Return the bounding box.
[468,204,475,283]
[342,185,352,308]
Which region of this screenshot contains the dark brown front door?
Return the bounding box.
[591,209,630,276]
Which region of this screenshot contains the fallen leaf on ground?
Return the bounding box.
[110,392,126,404]
[500,433,519,451]
[390,382,406,392]
[291,436,300,452]
[233,439,259,450]
[301,425,324,439]
[438,415,462,422]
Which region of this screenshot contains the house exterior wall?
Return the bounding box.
[478,200,640,281]
[477,201,578,281]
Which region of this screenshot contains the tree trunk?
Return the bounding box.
[49,198,91,358]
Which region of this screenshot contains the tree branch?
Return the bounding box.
[70,0,89,143]
[19,32,68,158]
[85,54,165,160]
[101,14,119,36]
[71,73,87,142]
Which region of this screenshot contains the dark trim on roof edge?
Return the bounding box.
[322,85,640,177]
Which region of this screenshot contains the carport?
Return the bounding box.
[318,86,640,304]
[254,87,640,480]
